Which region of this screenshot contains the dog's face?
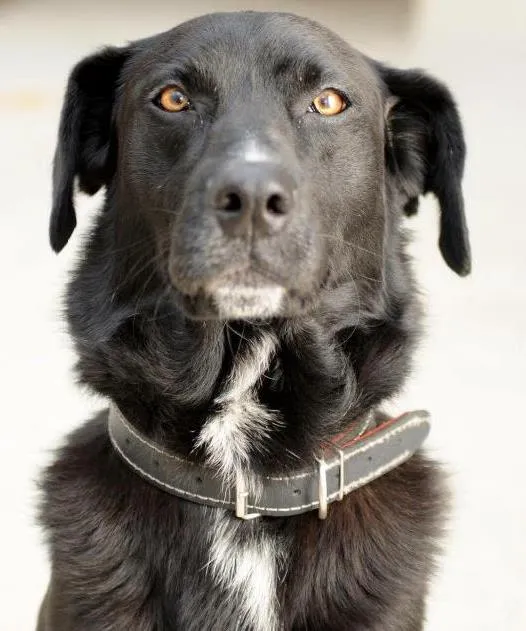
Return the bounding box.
[118,14,387,320]
[50,12,470,321]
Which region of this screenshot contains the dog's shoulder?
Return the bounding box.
[38,413,166,629]
[39,411,115,515]
[38,414,242,630]
[283,452,447,629]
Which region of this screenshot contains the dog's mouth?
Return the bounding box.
[172,269,315,321]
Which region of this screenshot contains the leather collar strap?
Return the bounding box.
[108,404,430,520]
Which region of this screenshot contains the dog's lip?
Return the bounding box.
[169,264,286,296]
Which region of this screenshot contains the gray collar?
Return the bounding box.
[108,403,430,520]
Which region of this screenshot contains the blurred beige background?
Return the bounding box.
[1,0,525,629]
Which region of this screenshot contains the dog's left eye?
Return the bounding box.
[308,89,349,116]
[155,86,191,112]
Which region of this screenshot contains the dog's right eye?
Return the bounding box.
[308,89,349,116]
[155,86,191,112]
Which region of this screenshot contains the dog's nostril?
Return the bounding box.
[266,193,288,215]
[218,192,242,213]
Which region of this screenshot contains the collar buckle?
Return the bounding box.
[316,456,329,519]
[235,472,261,520]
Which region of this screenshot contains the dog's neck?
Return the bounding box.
[68,276,417,476]
[65,214,417,474]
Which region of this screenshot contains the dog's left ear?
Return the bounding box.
[377,64,471,276]
[50,46,132,252]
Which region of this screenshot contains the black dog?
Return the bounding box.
[37,11,470,631]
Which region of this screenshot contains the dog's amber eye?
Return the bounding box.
[157,86,191,112]
[309,89,348,116]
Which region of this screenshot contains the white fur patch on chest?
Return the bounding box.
[207,511,283,631]
[198,333,284,628]
[196,331,280,482]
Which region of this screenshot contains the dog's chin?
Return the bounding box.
[177,285,284,321]
[171,271,316,321]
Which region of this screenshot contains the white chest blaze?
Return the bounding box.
[196,331,280,481]
[198,332,283,629]
[208,511,282,631]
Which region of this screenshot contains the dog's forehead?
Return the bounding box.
[127,12,379,94]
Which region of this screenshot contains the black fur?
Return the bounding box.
[38,11,470,631]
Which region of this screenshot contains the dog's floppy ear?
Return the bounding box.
[378,64,471,276]
[50,46,131,252]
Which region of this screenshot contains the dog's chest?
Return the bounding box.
[206,511,284,631]
[197,332,284,630]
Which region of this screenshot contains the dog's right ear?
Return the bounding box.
[50,46,131,252]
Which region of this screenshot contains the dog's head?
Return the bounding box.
[50,12,470,321]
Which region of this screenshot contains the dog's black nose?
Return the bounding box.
[210,163,296,237]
